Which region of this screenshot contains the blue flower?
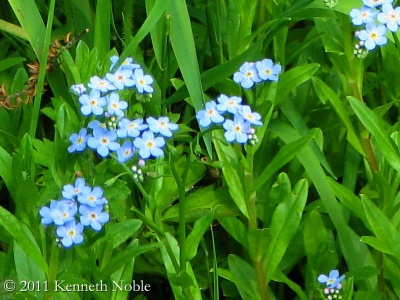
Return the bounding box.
[350,6,378,25]
[88,76,116,93]
[358,22,388,50]
[46,200,78,226]
[216,94,242,114]
[239,105,263,126]
[77,186,108,207]
[117,118,148,138]
[134,131,165,159]
[377,4,400,32]
[223,115,251,144]
[106,69,135,90]
[87,128,120,157]
[233,62,261,88]
[88,120,107,130]
[196,101,225,128]
[110,56,140,70]
[79,204,110,231]
[79,89,107,116]
[116,140,134,163]
[147,116,178,137]
[255,59,282,82]
[363,0,392,8]
[106,93,128,117]
[56,220,84,248]
[62,178,87,199]
[318,270,345,289]
[70,84,87,95]
[132,69,154,93]
[68,128,90,153]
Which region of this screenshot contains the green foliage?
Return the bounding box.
[1,0,400,299]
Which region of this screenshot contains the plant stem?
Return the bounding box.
[245,146,269,300]
[45,243,59,300]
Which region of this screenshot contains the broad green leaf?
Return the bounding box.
[0,19,28,40]
[8,0,45,58]
[349,96,400,172]
[0,57,25,72]
[228,254,259,300]
[0,146,15,198]
[269,120,376,289]
[213,131,248,218]
[0,207,47,274]
[162,186,239,222]
[360,236,398,256]
[14,240,46,299]
[93,0,111,57]
[219,217,248,248]
[264,179,308,282]
[185,210,215,261]
[107,219,143,249]
[275,63,320,105]
[312,77,364,155]
[254,135,313,191]
[247,228,270,262]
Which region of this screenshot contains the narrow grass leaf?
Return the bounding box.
[94,0,111,57]
[348,96,400,172]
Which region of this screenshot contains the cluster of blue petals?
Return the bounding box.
[39,178,109,248]
[317,269,345,290]
[351,0,400,51]
[196,94,262,144]
[233,59,281,89]
[68,56,178,162]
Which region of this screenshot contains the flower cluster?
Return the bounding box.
[318,270,345,300]
[39,178,109,248]
[351,0,400,53]
[233,59,281,89]
[68,55,178,163]
[196,94,262,144]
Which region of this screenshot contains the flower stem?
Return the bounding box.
[45,243,59,300]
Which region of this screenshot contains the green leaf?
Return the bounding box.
[8,0,45,58]
[0,207,47,274]
[213,131,248,218]
[0,57,25,72]
[312,77,364,155]
[348,96,400,172]
[227,254,258,300]
[185,210,215,261]
[93,0,111,57]
[162,186,239,222]
[275,63,320,105]
[254,135,313,191]
[107,219,143,249]
[263,178,308,282]
[219,217,248,248]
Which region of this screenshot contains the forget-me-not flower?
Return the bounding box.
[110,56,140,70]
[88,76,116,93]
[116,140,135,163]
[79,89,107,116]
[318,270,345,289]
[256,59,282,82]
[233,62,261,88]
[68,128,90,153]
[358,22,388,50]
[106,93,128,117]
[239,105,263,126]
[377,4,400,31]
[132,69,154,93]
[62,178,87,199]
[51,200,78,226]
[350,6,378,25]
[134,131,165,159]
[87,128,120,157]
[363,0,393,8]
[216,94,242,114]
[78,186,108,207]
[106,69,135,90]
[56,220,84,248]
[79,204,110,231]
[223,115,251,144]
[70,84,87,96]
[147,116,178,137]
[117,118,148,138]
[196,101,225,127]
